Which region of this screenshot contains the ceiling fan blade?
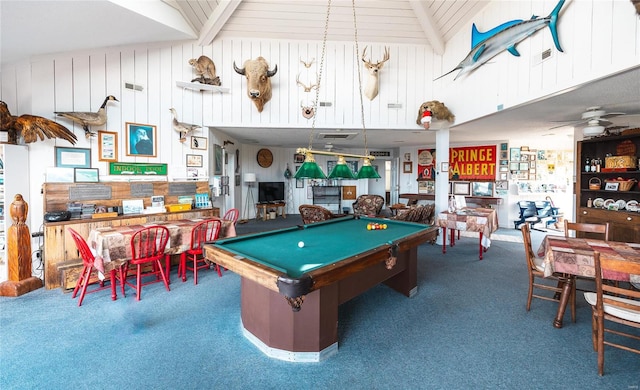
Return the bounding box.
[548,120,585,130]
[600,112,626,119]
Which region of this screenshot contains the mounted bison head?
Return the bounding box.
[233,57,278,112]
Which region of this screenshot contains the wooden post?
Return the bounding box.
[0,194,42,296]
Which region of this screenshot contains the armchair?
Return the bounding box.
[299,204,338,224]
[352,194,385,216]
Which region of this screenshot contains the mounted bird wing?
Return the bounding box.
[0,101,77,145]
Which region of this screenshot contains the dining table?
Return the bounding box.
[86,218,236,295]
[436,207,499,260]
[536,235,640,328]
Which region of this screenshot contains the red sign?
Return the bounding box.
[449,145,497,180]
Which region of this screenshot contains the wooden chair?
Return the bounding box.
[584,251,640,376]
[352,194,385,216]
[223,208,239,225]
[119,225,171,301]
[179,219,222,284]
[565,220,610,294]
[67,228,115,306]
[298,204,336,224]
[521,224,576,322]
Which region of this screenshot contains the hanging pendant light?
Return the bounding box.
[357,157,380,179]
[294,152,327,179]
[328,155,356,179]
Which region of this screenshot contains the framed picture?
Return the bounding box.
[55,147,91,168]
[46,167,74,183]
[605,182,619,191]
[500,151,508,160]
[74,168,99,183]
[530,161,536,169]
[472,182,493,197]
[214,144,223,175]
[453,182,471,195]
[509,162,520,171]
[403,162,413,173]
[294,153,305,163]
[296,178,304,188]
[519,162,529,171]
[499,166,509,172]
[186,154,203,167]
[342,185,356,200]
[191,136,207,150]
[97,131,118,162]
[125,122,156,157]
[509,148,520,161]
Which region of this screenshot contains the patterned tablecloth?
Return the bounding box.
[87,218,236,274]
[436,208,498,248]
[537,236,640,284]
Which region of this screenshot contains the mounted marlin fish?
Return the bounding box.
[435,0,566,81]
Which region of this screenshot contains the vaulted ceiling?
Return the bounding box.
[1,1,639,150]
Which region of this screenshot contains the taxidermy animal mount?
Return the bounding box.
[362,46,390,101]
[300,101,315,119]
[189,55,221,86]
[300,58,315,68]
[169,108,201,143]
[233,57,278,113]
[296,73,318,93]
[416,101,455,129]
[54,95,118,138]
[435,0,565,81]
[0,101,77,145]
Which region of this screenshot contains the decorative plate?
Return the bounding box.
[593,198,605,208]
[626,200,638,212]
[603,199,615,208]
[615,199,626,210]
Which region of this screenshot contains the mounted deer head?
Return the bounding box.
[362,46,390,101]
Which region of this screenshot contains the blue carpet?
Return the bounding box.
[1,217,638,389]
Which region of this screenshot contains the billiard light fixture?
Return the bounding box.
[293,0,379,180]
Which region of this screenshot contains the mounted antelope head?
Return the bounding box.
[296,73,318,93]
[362,46,390,101]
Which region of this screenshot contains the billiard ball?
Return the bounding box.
[298,241,305,248]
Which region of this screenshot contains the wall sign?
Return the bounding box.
[449,145,497,180]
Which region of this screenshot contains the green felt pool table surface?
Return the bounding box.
[211,216,433,278]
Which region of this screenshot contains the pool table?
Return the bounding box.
[203,216,438,362]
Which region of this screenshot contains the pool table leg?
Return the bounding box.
[478,233,483,260]
[441,227,447,253]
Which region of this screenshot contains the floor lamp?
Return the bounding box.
[239,173,256,223]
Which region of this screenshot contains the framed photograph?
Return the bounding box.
[403,162,413,173]
[472,182,494,197]
[214,144,223,175]
[519,162,529,171]
[441,162,449,172]
[499,173,508,180]
[55,147,91,168]
[453,182,471,195]
[509,148,520,161]
[97,131,118,162]
[530,161,536,169]
[74,168,99,183]
[500,143,508,151]
[191,136,207,150]
[342,185,356,200]
[495,180,508,190]
[294,153,305,163]
[187,168,199,178]
[296,178,304,188]
[604,182,619,191]
[125,122,156,157]
[46,167,74,183]
[186,154,203,167]
[509,162,519,171]
[500,151,508,160]
[499,166,509,172]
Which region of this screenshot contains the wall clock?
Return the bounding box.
[257,148,273,168]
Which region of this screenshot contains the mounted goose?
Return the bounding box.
[54,95,118,138]
[0,101,77,145]
[169,108,201,143]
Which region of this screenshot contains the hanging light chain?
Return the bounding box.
[308,0,332,149]
[352,0,368,156]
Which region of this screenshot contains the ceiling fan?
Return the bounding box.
[550,106,626,136]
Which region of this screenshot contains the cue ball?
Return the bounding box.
[298,241,305,248]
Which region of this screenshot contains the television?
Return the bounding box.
[258,181,285,203]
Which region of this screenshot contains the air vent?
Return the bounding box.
[532,48,553,66]
[370,151,390,157]
[387,103,402,109]
[319,102,332,107]
[316,132,358,140]
[541,49,552,60]
[124,82,144,91]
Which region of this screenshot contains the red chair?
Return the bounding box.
[67,228,116,306]
[179,219,222,284]
[223,208,239,225]
[120,225,171,301]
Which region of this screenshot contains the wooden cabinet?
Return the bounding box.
[576,133,639,242]
[43,208,218,290]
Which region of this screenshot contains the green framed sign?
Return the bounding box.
[109,162,168,175]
